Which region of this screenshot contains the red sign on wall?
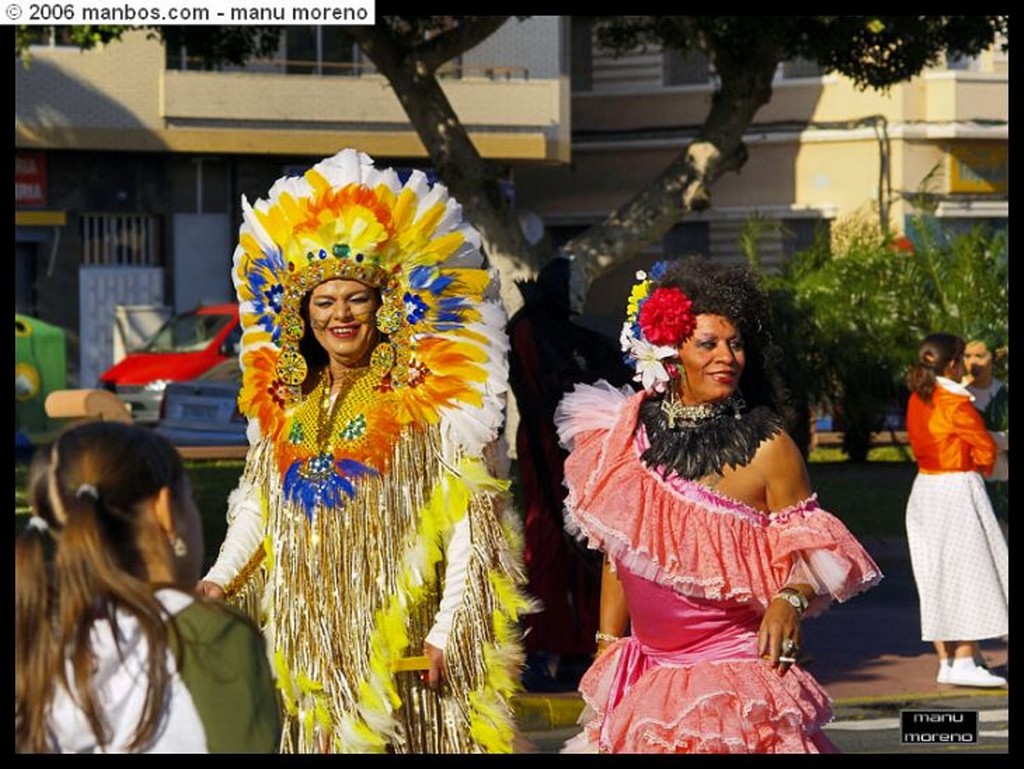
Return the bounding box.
[16,152,47,206]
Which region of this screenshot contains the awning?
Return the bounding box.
[16,210,67,227]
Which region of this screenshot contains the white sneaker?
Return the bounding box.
[945,661,1008,688]
[936,661,952,684]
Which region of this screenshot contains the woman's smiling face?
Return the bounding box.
[676,314,746,405]
[308,279,381,367]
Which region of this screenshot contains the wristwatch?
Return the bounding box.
[773,587,809,615]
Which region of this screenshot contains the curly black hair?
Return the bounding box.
[653,258,793,421]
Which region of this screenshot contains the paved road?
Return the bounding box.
[798,537,1008,704]
[514,536,1010,754]
[823,698,1007,754]
[523,697,1008,754]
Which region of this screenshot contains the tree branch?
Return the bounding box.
[416,17,513,72]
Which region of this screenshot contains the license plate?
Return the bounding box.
[180,404,219,421]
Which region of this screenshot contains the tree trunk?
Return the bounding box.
[350,23,540,318]
[351,22,782,459]
[562,41,781,312]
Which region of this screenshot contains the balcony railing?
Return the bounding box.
[80,214,162,267]
[166,56,530,81]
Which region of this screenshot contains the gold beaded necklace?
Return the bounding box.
[317,365,370,454]
[295,365,374,489]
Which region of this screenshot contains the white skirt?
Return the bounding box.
[905,471,1008,641]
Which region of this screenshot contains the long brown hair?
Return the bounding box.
[15,422,190,753]
[905,332,965,405]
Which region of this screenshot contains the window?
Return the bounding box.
[284,26,362,76]
[662,222,710,259]
[21,27,78,49]
[946,53,978,72]
[80,214,162,266]
[571,17,594,92]
[780,57,825,80]
[163,26,366,74]
[142,310,235,353]
[664,49,712,86]
[781,218,829,260]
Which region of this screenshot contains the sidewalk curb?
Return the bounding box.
[830,689,1007,709]
[511,688,1008,733]
[512,693,584,732]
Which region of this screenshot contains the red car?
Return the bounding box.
[99,303,241,424]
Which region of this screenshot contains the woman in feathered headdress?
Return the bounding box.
[196,149,532,754]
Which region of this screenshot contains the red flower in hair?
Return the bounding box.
[638,286,696,347]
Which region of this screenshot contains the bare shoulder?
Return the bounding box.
[756,428,804,463]
[752,429,812,510]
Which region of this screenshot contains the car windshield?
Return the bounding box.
[142,311,234,353]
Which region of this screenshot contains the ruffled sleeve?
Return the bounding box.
[765,498,883,617]
[554,380,636,451]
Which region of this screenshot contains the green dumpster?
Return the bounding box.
[15,313,67,444]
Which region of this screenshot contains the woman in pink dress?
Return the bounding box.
[554,259,882,753]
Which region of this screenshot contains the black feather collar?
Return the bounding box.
[637,393,784,481]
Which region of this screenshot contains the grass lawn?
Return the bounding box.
[807,461,915,539]
[16,445,917,572]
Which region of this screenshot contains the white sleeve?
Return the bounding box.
[989,432,1009,482]
[990,429,1008,452]
[786,556,829,596]
[424,514,472,651]
[202,477,264,588]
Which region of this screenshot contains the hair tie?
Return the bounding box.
[27,515,50,533]
[76,483,99,501]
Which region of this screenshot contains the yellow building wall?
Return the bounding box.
[17,29,568,162]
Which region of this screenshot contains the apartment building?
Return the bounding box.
[15,18,1008,382]
[513,20,1008,333]
[15,19,570,386]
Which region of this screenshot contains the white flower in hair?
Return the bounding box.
[620,323,676,393]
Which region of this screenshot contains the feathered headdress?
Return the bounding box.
[232,149,507,516]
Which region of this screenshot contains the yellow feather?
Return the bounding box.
[273,651,298,716]
[467,691,515,753]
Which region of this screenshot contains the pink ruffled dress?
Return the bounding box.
[554,382,882,754]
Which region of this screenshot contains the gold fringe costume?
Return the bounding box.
[204,150,532,753]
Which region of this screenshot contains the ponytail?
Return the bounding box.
[906,332,965,405]
[15,423,187,753]
[16,449,58,753]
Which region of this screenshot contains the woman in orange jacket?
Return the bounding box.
[904,332,1008,689]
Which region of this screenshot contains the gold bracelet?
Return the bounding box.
[595,631,622,645]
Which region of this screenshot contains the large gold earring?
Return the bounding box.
[275,347,308,388]
[280,309,305,342]
[662,364,685,427]
[370,341,396,380]
[375,287,404,335]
